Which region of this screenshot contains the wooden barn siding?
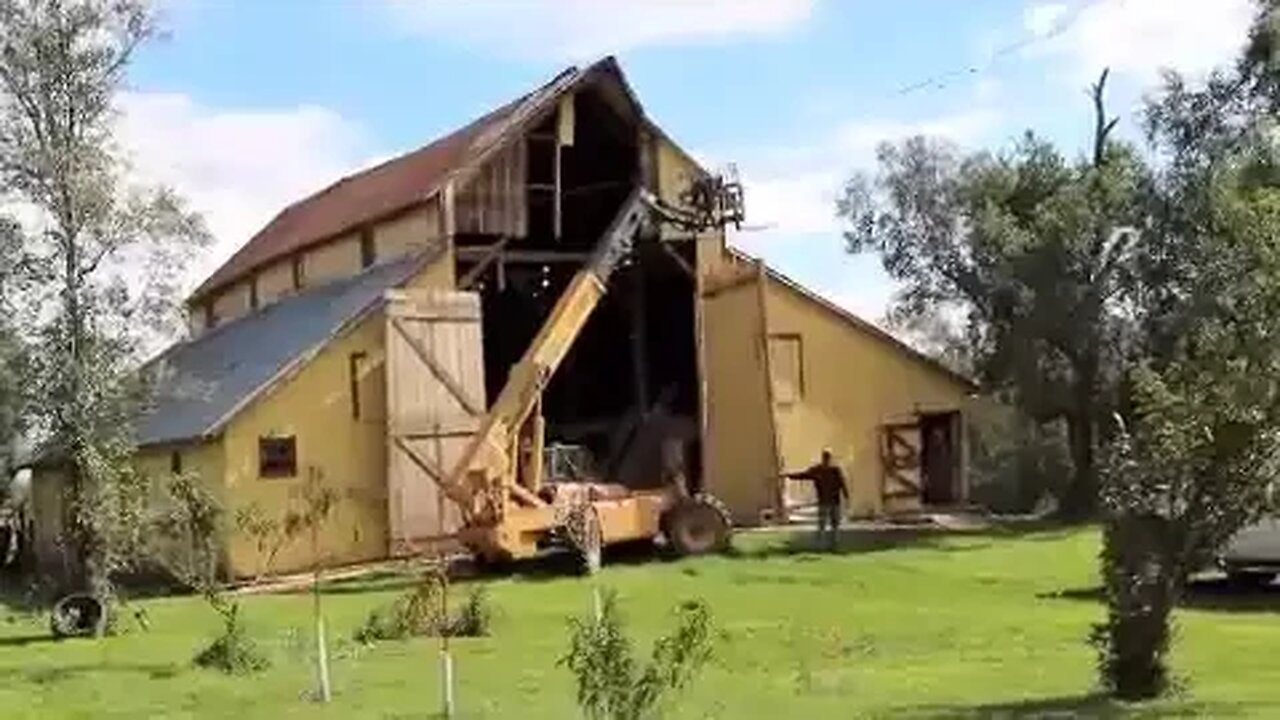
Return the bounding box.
[762,277,971,517]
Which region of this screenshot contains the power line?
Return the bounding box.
[891,0,1113,98]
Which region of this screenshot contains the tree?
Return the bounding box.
[560,590,715,720]
[0,0,209,606]
[838,71,1146,518]
[1091,0,1280,699]
[0,215,26,482]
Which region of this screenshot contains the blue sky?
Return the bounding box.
[118,0,1258,325]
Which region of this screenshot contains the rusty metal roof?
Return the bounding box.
[188,59,629,304]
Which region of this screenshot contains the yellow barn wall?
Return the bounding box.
[375,202,441,263]
[762,278,971,516]
[218,248,453,579]
[211,281,251,327]
[303,233,362,287]
[29,440,226,578]
[697,250,782,525]
[256,257,297,307]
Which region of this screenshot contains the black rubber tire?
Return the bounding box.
[50,594,106,638]
[665,496,732,557]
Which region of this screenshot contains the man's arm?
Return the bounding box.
[783,465,816,481]
[838,469,850,501]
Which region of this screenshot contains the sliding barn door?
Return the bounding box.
[385,289,487,556]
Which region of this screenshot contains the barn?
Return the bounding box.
[30,57,975,580]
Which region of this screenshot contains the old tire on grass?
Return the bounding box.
[50,594,106,638]
[664,495,732,557]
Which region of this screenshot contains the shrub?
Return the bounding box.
[354,579,492,643]
[193,601,271,675]
[559,590,714,720]
[355,580,443,643]
[447,587,492,638]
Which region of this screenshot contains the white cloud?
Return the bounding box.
[381,0,814,60]
[735,107,1000,237]
[116,93,375,292]
[714,104,1001,325]
[1025,0,1255,84]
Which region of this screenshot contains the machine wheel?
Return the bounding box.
[564,504,603,576]
[664,494,732,557]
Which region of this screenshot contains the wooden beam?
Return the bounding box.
[457,237,512,289]
[659,243,695,278]
[455,247,591,264]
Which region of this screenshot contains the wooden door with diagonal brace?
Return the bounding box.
[385,289,487,556]
[881,421,923,510]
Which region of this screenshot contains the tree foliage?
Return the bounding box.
[1091,1,1280,699]
[0,0,210,602]
[839,75,1147,517]
[560,590,714,720]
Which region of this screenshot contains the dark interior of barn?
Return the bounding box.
[453,84,702,492]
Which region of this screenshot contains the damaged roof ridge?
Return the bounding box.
[185,61,596,306]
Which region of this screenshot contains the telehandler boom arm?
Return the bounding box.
[440,186,660,523]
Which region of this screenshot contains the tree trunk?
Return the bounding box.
[1060,356,1101,520]
[1060,412,1097,520]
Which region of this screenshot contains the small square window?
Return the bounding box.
[258,436,297,478]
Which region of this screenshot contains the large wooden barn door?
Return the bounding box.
[385,289,487,556]
[880,421,923,512]
[699,259,781,525]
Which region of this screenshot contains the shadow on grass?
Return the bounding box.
[904,692,1249,719]
[739,520,1079,560]
[0,660,183,685]
[0,632,56,648]
[1040,578,1280,614]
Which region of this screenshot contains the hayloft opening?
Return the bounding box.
[454,83,701,491]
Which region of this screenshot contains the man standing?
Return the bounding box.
[785,450,849,550]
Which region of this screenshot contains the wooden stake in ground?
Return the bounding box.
[437,558,455,718]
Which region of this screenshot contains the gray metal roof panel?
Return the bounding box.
[137,255,426,447]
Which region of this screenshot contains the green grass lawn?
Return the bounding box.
[3,525,1280,719]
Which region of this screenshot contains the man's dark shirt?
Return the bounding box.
[792,464,848,507]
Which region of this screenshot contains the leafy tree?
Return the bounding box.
[0,0,210,606]
[560,590,714,720]
[1091,0,1280,700]
[839,72,1146,518]
[151,470,270,674]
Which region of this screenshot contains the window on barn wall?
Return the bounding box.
[768,333,804,405]
[291,254,305,290]
[349,351,367,419]
[258,437,297,478]
[359,228,375,269]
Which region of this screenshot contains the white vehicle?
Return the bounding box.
[1220,516,1280,586]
